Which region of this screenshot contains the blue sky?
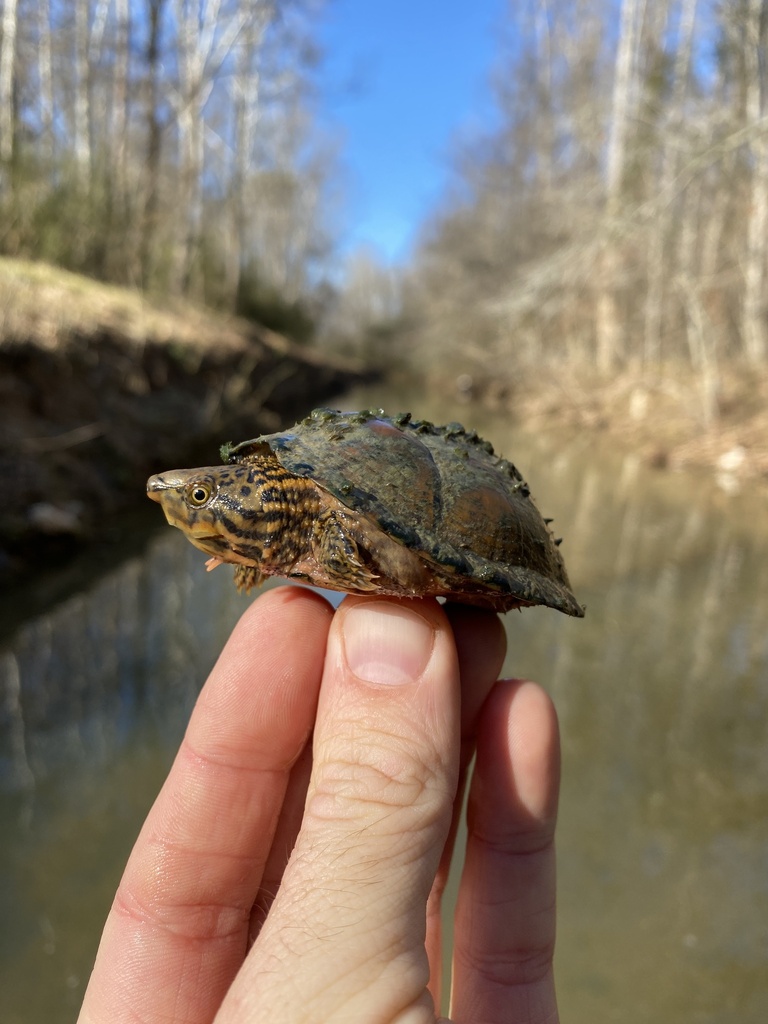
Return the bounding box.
[318,0,506,264]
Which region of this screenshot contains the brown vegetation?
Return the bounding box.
[401,1,768,378]
[470,365,768,487]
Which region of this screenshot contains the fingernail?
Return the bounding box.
[341,603,434,686]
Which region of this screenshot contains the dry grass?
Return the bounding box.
[0,256,291,355]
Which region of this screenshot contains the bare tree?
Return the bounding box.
[641,0,697,367]
[73,0,92,181]
[595,0,642,373]
[139,0,167,287]
[402,0,768,388]
[0,0,19,169]
[0,0,334,319]
[171,0,248,293]
[111,0,130,201]
[227,1,274,302]
[741,0,768,364]
[36,0,55,164]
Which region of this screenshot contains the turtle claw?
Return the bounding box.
[234,565,263,593]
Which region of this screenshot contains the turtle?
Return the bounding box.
[146,408,584,616]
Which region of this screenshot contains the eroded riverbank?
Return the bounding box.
[0,259,367,586]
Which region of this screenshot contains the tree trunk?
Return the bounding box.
[73,0,92,183]
[112,0,130,182]
[88,0,111,177]
[229,6,272,306]
[171,0,248,295]
[0,0,19,170]
[532,0,554,195]
[605,0,640,198]
[140,0,167,289]
[643,0,698,368]
[105,0,132,280]
[596,0,641,373]
[741,0,768,365]
[37,0,55,165]
[173,0,202,295]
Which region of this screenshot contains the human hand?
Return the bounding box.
[78,586,560,1023]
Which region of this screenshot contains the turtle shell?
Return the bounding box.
[226,408,584,617]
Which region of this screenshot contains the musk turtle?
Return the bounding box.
[146,408,584,616]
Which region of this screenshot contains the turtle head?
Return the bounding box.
[146,464,269,566]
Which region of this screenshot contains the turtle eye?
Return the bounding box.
[186,481,214,507]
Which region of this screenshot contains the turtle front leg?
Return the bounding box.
[311,505,436,597]
[312,508,381,592]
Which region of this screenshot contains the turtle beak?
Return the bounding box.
[147,471,192,502]
[146,472,191,531]
[146,474,168,503]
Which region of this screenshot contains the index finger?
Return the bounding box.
[78,586,333,1024]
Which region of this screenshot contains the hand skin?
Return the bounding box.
[77,586,561,1024]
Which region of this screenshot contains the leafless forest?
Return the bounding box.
[0,0,334,331]
[1,0,768,387]
[400,0,768,389]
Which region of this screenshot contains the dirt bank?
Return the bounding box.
[0,259,366,585]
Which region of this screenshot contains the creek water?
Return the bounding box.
[1,389,767,1023]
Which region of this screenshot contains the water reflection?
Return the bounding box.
[481,423,768,1024]
[0,533,257,1024]
[0,530,255,793]
[1,404,767,1023]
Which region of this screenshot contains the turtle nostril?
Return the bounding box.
[146,475,166,501]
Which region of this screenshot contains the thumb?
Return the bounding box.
[221,597,460,1024]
